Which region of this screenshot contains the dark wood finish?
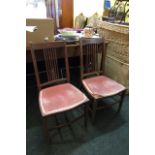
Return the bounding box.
[79,38,126,124]
[27,41,108,63]
[43,117,50,143]
[80,38,105,80]
[30,41,88,143]
[117,90,126,112]
[30,41,70,90]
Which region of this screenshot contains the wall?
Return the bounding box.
[74,0,103,18]
[26,0,46,18]
[74,0,115,18]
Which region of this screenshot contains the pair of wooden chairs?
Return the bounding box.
[30,38,126,143]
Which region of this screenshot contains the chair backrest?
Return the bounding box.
[79,37,106,79]
[30,41,70,91]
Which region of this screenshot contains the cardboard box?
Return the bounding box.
[26,18,54,47]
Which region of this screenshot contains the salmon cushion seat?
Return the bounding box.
[39,83,89,117]
[82,75,126,99]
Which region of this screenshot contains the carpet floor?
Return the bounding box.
[26,85,129,155]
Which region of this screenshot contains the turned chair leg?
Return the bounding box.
[42,117,50,143]
[92,100,97,124]
[118,90,126,112]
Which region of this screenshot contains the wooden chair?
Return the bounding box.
[30,41,89,143]
[79,37,126,123]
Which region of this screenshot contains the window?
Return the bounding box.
[26,0,46,18]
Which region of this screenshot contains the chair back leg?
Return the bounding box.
[84,102,89,128]
[42,117,50,143]
[118,90,126,112]
[92,100,97,124]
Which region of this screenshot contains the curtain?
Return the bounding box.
[45,0,60,33]
[45,0,55,17]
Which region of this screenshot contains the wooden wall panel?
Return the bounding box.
[60,0,73,28]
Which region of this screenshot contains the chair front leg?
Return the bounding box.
[92,99,97,124]
[42,117,50,143]
[118,90,126,112]
[84,102,89,128]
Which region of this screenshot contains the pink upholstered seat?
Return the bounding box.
[39,83,89,117]
[82,75,126,99]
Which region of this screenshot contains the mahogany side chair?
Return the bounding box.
[79,37,126,123]
[30,41,89,143]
